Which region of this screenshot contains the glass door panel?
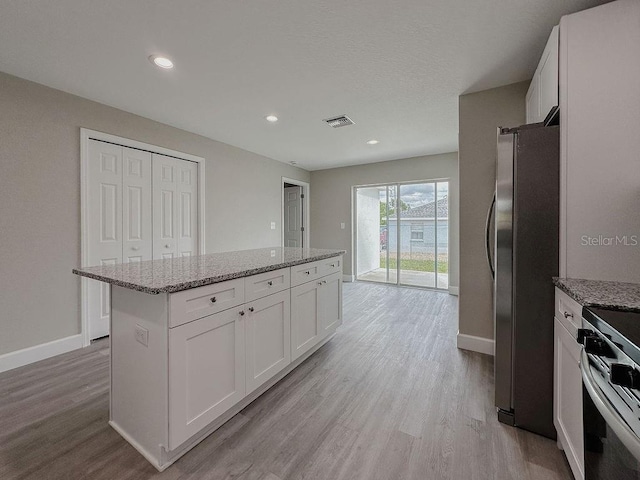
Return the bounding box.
[435,182,449,289]
[356,181,449,290]
[398,182,438,288]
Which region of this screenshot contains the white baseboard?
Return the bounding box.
[448,286,459,296]
[343,274,355,282]
[0,334,84,374]
[457,331,495,356]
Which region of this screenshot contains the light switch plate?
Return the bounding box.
[270,222,276,230]
[340,222,346,229]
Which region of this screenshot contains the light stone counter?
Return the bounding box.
[73,247,345,294]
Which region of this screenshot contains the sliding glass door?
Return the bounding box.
[355,180,449,290]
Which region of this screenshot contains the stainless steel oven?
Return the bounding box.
[581,307,640,480]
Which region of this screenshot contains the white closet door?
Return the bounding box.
[152,154,197,259]
[87,140,123,340]
[122,147,152,263]
[175,159,198,257]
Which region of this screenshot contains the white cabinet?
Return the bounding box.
[245,290,291,394]
[319,272,342,337]
[291,280,322,361]
[108,255,343,470]
[559,0,640,283]
[554,287,584,480]
[526,25,559,124]
[291,271,342,360]
[168,306,246,449]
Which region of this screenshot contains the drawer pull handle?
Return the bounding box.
[564,311,574,319]
[239,310,245,316]
[210,297,217,303]
[267,281,273,286]
[248,307,254,312]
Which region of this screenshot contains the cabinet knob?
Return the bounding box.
[210,297,217,303]
[267,281,273,286]
[248,307,254,312]
[239,310,245,316]
[305,271,310,275]
[318,281,323,286]
[563,311,574,319]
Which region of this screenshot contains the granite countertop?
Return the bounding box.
[73,247,345,294]
[553,277,640,313]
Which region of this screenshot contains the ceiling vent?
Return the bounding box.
[323,115,354,128]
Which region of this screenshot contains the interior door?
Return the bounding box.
[122,147,152,263]
[284,186,303,247]
[152,154,197,259]
[87,140,123,340]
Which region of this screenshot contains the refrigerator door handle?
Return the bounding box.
[485,192,496,279]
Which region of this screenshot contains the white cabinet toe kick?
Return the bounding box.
[108,258,343,471]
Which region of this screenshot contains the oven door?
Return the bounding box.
[581,349,640,479]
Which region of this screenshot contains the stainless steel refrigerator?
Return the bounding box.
[486,123,559,439]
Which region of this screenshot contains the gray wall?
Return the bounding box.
[310,152,459,288]
[0,71,309,355]
[458,81,528,340]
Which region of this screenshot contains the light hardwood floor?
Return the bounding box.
[0,282,572,480]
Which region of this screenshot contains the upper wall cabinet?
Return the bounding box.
[526,25,559,124]
[559,0,640,283]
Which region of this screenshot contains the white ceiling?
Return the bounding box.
[0,0,609,170]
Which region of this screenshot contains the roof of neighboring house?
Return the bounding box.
[403,195,448,219]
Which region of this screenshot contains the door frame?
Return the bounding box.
[80,128,206,346]
[281,177,310,249]
[352,178,451,291]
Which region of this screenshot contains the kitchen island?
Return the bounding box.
[73,247,345,471]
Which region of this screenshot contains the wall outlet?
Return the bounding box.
[270,250,276,257]
[135,324,149,347]
[340,222,346,230]
[270,221,276,230]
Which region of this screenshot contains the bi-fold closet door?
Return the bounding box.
[86,140,198,340]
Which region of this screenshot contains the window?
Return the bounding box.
[411,231,423,241]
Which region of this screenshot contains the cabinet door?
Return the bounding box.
[169,307,245,449]
[291,280,321,361]
[319,273,342,337]
[245,290,291,394]
[554,317,584,480]
[538,25,559,122]
[525,76,540,124]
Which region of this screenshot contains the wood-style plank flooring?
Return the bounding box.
[0,282,572,479]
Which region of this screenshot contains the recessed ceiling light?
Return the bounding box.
[149,55,174,69]
[367,139,379,145]
[265,115,279,123]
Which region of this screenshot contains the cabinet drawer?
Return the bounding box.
[555,287,582,338]
[291,260,323,287]
[319,256,343,277]
[245,268,290,302]
[169,278,245,327]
